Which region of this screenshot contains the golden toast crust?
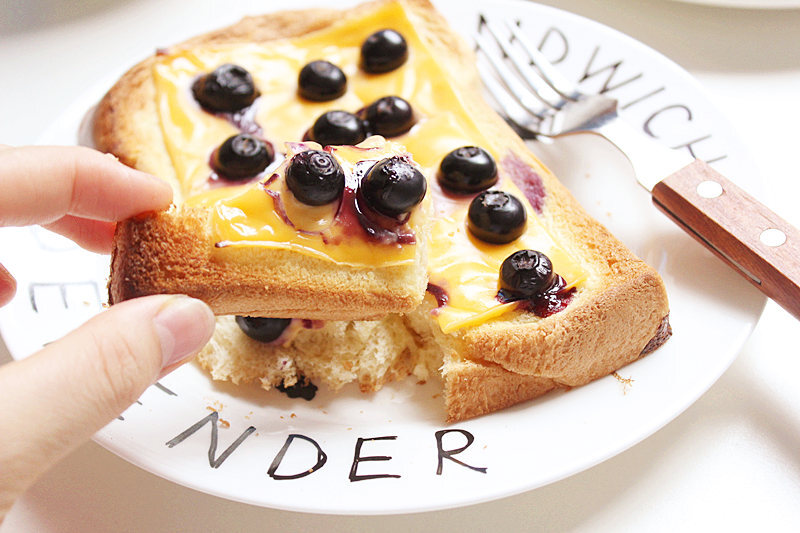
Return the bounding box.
[109,208,427,320]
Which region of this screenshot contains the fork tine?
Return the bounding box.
[506,22,581,101]
[475,31,551,120]
[476,60,543,138]
[477,15,566,110]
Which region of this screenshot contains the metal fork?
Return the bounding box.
[475,14,800,320]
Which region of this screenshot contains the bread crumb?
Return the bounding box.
[206,400,224,412]
[219,418,230,429]
[612,371,634,394]
[290,413,296,418]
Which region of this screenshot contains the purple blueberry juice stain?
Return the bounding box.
[426,283,449,315]
[496,274,574,318]
[502,152,545,214]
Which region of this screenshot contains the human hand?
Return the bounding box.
[0,146,215,522]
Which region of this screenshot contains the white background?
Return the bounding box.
[1,0,800,530]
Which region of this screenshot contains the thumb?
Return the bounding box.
[0,295,215,515]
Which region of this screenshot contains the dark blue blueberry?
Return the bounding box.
[276,379,318,401]
[286,150,345,205]
[309,110,367,147]
[468,190,527,244]
[361,157,427,217]
[438,146,498,193]
[360,29,408,74]
[360,96,415,137]
[211,134,273,180]
[192,64,259,113]
[499,250,556,298]
[298,60,347,101]
[235,316,292,343]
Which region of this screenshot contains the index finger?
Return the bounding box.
[0,145,173,227]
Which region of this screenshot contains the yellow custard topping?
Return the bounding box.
[151,1,589,332]
[192,138,425,267]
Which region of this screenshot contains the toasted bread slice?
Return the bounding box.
[97,0,670,421]
[197,295,670,422]
[97,32,431,321]
[107,137,431,320]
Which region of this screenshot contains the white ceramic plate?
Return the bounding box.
[668,0,800,8]
[0,0,765,515]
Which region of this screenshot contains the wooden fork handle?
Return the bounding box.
[651,159,800,320]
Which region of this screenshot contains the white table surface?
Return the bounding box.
[2,0,800,531]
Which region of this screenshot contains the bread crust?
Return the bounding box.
[95,0,671,420]
[443,360,561,423]
[110,208,427,320]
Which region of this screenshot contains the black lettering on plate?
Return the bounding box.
[643,104,726,161]
[28,281,101,313]
[537,26,569,65]
[165,411,256,469]
[644,103,693,138]
[349,436,401,482]
[580,46,642,94]
[154,382,177,396]
[703,153,728,165]
[117,386,174,421]
[620,86,666,111]
[672,134,727,163]
[116,401,141,421]
[435,429,487,475]
[267,434,327,480]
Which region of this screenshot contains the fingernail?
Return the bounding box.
[153,296,215,370]
[0,263,17,306]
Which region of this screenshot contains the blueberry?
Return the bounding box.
[211,134,274,180]
[468,191,527,244]
[286,150,345,205]
[499,250,556,298]
[276,378,318,401]
[298,60,347,101]
[438,146,498,193]
[361,157,427,217]
[309,110,367,147]
[360,96,415,137]
[235,316,292,343]
[192,64,259,113]
[360,29,409,74]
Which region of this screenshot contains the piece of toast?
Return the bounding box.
[95,0,671,421]
[106,137,432,321]
[98,55,431,321]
